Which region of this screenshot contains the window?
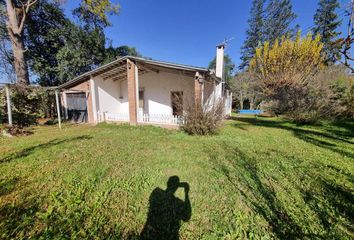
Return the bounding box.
[139,90,144,109]
[171,91,183,116]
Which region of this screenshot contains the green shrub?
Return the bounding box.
[0,84,56,127]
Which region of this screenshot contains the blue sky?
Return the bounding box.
[0,0,351,83]
[63,0,351,68]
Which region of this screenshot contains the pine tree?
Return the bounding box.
[264,0,297,44]
[313,0,342,64]
[239,0,265,70]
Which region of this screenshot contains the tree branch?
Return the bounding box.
[18,0,38,34]
[339,59,354,73]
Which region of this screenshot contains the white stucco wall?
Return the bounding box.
[203,80,215,110]
[138,70,195,115]
[94,76,129,114]
[94,69,199,117]
[119,80,129,113]
[203,80,224,111]
[225,90,232,116]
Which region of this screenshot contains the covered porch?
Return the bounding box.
[89,57,218,126]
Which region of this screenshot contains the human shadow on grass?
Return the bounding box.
[140,176,191,240]
[0,135,92,163]
[232,117,354,159]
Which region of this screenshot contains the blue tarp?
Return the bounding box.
[239,110,263,115]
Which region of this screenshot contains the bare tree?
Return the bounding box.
[4,0,37,84]
[230,72,261,110]
[337,0,354,73]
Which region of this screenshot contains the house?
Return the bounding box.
[58,44,232,127]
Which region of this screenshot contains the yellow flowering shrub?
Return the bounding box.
[250,32,324,91]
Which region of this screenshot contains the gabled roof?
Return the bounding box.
[59,56,217,89]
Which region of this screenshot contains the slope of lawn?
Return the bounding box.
[0,116,353,239]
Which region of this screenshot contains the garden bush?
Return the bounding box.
[0,84,56,127]
[182,101,224,135]
[250,33,354,124]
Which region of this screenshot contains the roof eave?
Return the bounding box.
[58,56,129,89]
[58,56,211,89]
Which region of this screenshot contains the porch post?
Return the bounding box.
[5,85,12,126]
[194,72,203,107]
[62,92,68,119]
[127,59,138,125]
[90,76,98,123]
[55,90,62,129]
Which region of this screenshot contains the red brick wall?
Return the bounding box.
[194,75,202,107]
[127,59,137,125]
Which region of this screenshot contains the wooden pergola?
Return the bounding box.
[98,62,154,82]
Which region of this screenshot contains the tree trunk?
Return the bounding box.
[11,35,29,84]
[250,94,255,110]
[249,90,256,110]
[5,0,30,85]
[239,90,244,110]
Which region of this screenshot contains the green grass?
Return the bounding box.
[0,116,353,239]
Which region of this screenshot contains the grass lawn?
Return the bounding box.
[0,116,353,239]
